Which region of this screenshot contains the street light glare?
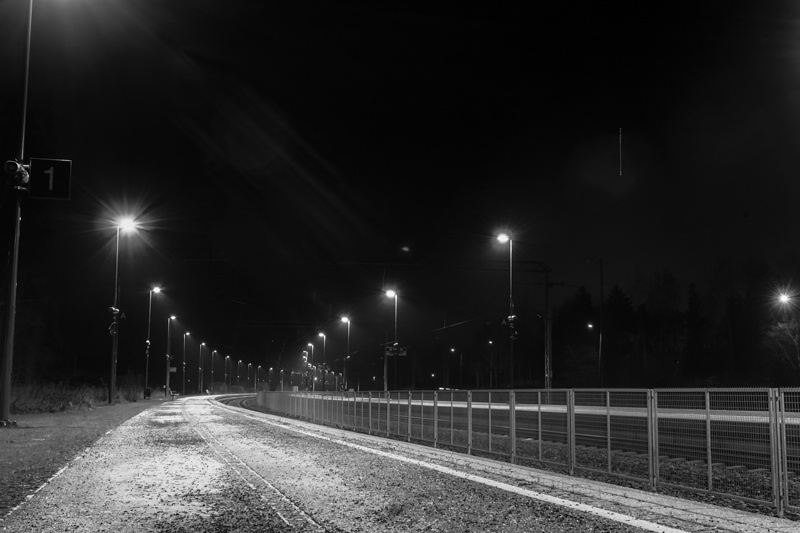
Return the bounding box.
[341,316,350,323]
[169,315,176,320]
[779,294,791,304]
[386,290,397,298]
[497,233,510,243]
[117,217,138,233]
[152,287,161,293]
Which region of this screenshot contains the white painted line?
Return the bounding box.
[220,404,690,533]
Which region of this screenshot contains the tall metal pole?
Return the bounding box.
[508,238,514,389]
[182,333,188,395]
[165,317,172,397]
[109,226,121,404]
[145,288,157,392]
[198,343,204,394]
[544,272,552,389]
[598,258,604,388]
[2,0,35,423]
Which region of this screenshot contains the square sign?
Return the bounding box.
[29,158,72,200]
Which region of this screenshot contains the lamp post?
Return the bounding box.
[385,290,398,392]
[307,344,315,391]
[108,218,138,405]
[165,316,175,397]
[450,347,463,389]
[341,317,351,391]
[318,332,327,390]
[144,287,160,395]
[224,355,230,388]
[198,343,205,394]
[182,332,190,395]
[497,233,515,388]
[211,350,217,392]
[280,369,284,391]
[247,363,253,391]
[237,360,242,388]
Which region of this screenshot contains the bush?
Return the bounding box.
[10,381,106,414]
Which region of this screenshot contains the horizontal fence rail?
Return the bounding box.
[256,387,800,517]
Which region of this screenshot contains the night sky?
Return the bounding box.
[1,1,799,388]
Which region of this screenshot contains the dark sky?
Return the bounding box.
[2,1,800,384]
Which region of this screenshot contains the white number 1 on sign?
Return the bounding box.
[44,167,54,190]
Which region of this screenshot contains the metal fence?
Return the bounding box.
[257,387,800,517]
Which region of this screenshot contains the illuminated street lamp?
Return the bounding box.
[318,333,327,390]
[211,350,217,392]
[165,316,176,397]
[107,217,139,404]
[385,290,398,391]
[496,233,515,388]
[237,360,242,388]
[225,355,230,387]
[144,287,161,395]
[182,332,190,395]
[341,317,351,391]
[247,363,253,391]
[451,347,463,389]
[198,342,205,394]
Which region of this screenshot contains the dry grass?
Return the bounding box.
[9,381,145,414]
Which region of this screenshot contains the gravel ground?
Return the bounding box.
[1,397,653,532]
[0,399,169,519]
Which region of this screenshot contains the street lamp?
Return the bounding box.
[198,342,205,394]
[451,347,463,389]
[237,360,242,388]
[182,332,190,395]
[165,316,175,396]
[108,217,138,404]
[497,233,515,388]
[248,363,253,391]
[385,290,398,391]
[225,356,230,388]
[318,333,326,390]
[144,287,161,395]
[341,317,350,391]
[211,350,217,392]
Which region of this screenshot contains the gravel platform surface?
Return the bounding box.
[2,396,796,532]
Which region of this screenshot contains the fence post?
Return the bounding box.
[567,389,575,476]
[509,390,516,464]
[649,389,659,491]
[467,390,473,455]
[433,390,439,448]
[407,391,412,442]
[705,391,713,492]
[770,388,785,517]
[386,391,390,437]
[368,391,372,434]
[606,391,612,473]
[488,391,493,455]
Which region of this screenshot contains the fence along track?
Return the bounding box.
[258,387,800,518]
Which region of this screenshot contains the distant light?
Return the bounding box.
[386,290,397,298]
[587,323,594,329]
[169,315,176,320]
[497,233,510,243]
[318,332,325,338]
[450,348,455,352]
